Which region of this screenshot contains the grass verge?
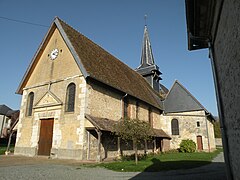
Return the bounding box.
[83,148,223,172]
[0,144,14,155]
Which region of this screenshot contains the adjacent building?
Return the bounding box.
[185,0,240,179]
[0,104,19,141]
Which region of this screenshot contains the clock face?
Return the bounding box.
[50,48,59,60]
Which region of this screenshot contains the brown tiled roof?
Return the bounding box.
[85,114,170,139]
[152,129,171,139]
[85,114,117,132]
[57,18,163,110]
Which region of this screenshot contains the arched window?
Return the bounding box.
[26,92,34,116]
[171,119,179,135]
[65,83,76,112]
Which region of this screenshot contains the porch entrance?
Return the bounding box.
[38,118,54,156]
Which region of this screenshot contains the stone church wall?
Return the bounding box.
[86,81,122,121]
[15,76,87,159]
[84,81,165,160]
[15,27,88,159]
[14,24,167,161]
[162,110,215,151]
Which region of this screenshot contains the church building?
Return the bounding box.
[14,17,215,161]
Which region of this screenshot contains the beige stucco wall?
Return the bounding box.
[26,28,82,87]
[15,27,87,159]
[162,110,216,151]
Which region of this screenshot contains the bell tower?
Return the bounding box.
[136,23,162,92]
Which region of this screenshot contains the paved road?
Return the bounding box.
[0,153,227,180]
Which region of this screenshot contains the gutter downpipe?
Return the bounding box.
[208,42,233,180]
[205,113,211,153]
[118,93,127,158]
[121,93,128,119]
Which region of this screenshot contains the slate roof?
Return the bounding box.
[16,17,163,110]
[85,114,171,139]
[164,80,211,115]
[136,25,162,79]
[139,25,155,67]
[0,105,12,116]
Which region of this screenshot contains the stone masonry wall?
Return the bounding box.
[85,81,164,160]
[15,76,87,160]
[162,110,215,151]
[213,0,240,177]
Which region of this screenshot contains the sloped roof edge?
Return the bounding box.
[164,80,211,114]
[54,18,89,78]
[85,114,171,138]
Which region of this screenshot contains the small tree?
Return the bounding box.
[114,118,152,165]
[213,120,222,138]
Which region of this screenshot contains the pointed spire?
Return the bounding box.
[135,16,162,93]
[140,24,155,67]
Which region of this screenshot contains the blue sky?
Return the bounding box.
[0,0,218,116]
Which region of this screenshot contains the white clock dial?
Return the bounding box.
[50,48,59,60]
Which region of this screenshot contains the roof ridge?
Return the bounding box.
[56,17,84,38]
[58,18,164,109]
[57,18,137,72]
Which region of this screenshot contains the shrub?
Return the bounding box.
[179,139,196,153]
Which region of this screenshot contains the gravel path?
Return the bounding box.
[0,153,227,180]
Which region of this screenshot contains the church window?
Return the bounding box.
[65,83,76,112]
[197,121,200,127]
[26,92,34,116]
[171,119,179,135]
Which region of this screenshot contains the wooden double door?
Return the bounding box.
[38,119,54,156]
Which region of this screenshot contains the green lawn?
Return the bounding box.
[0,144,14,155]
[85,148,223,172]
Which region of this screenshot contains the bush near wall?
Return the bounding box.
[179,139,196,153]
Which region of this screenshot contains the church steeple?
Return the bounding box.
[136,23,162,92]
[140,25,155,67]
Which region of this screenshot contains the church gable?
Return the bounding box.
[34,91,62,108]
[164,80,204,113]
[16,20,83,94]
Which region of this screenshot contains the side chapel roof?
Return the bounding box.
[164,80,214,120]
[85,114,171,139]
[16,17,163,110]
